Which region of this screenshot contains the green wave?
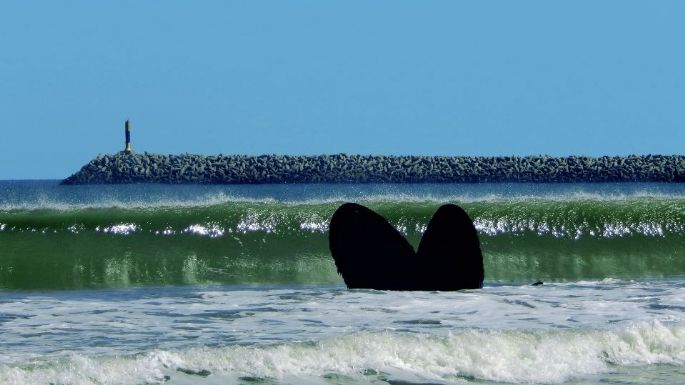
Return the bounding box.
[1,199,684,289]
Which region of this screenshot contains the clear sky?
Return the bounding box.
[1,1,684,179]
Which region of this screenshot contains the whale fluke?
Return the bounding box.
[417,204,484,290]
[328,203,483,291]
[328,203,416,290]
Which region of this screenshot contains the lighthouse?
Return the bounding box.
[124,120,132,154]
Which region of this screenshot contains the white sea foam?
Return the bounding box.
[298,218,328,232]
[267,191,685,206]
[183,224,226,238]
[99,223,140,235]
[472,217,681,238]
[1,321,684,385]
[236,212,278,233]
[4,186,685,212]
[0,192,279,212]
[2,280,685,383]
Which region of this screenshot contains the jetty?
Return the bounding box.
[61,120,685,184]
[62,153,685,184]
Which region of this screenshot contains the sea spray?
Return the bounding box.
[2,321,685,385]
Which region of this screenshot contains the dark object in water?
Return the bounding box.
[328,203,484,291]
[532,280,544,286]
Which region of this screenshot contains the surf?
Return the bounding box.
[1,197,685,289]
[3,321,684,385]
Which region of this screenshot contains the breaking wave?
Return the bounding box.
[1,198,685,289]
[2,320,684,384]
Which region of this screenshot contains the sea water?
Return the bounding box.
[1,181,685,384]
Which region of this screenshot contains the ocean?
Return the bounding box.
[1,181,685,385]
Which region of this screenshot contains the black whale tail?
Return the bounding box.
[328,203,484,291]
[417,204,484,290]
[328,203,416,290]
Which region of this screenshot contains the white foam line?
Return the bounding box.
[3,190,685,212]
[2,321,684,385]
[0,193,278,212]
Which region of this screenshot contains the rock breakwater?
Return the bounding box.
[62,153,685,184]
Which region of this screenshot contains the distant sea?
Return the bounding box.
[2,181,685,385]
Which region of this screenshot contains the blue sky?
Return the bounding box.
[1,1,684,179]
